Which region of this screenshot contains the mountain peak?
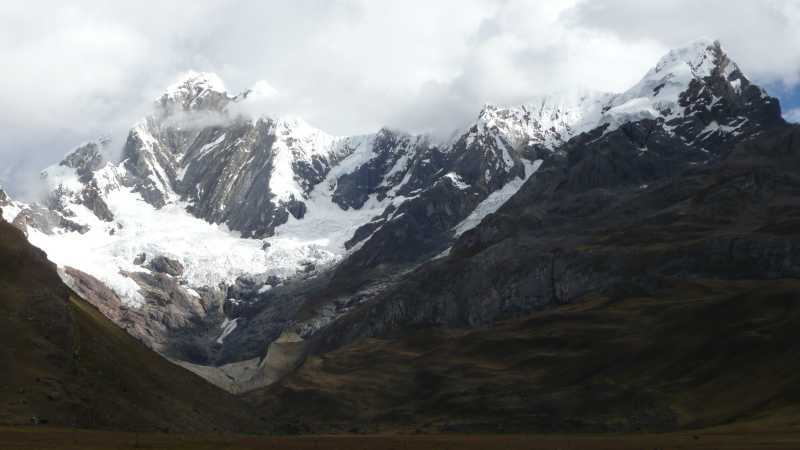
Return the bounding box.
[597,38,753,130]
[651,38,736,81]
[633,38,741,96]
[472,92,613,150]
[59,139,109,173]
[157,71,231,112]
[163,71,226,97]
[270,116,333,145]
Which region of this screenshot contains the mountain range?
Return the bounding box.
[3,38,800,433]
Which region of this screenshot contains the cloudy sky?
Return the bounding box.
[1,0,799,198]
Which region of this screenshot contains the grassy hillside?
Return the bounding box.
[0,219,260,432]
[253,278,800,434]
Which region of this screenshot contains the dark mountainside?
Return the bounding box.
[212,41,794,374]
[253,123,800,432]
[0,218,261,432]
[255,279,800,433]
[249,62,800,431]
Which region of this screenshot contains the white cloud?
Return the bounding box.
[785,108,800,123]
[565,0,800,86]
[1,0,799,198]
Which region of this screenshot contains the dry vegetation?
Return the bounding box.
[3,425,800,450]
[255,279,800,434]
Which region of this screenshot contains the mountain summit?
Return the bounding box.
[601,38,780,142]
[157,71,230,112]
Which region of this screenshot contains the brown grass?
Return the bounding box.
[3,426,800,450]
[253,279,800,434]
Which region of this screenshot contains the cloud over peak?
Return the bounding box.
[1,1,798,198]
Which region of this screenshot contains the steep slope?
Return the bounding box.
[240,42,800,431]
[298,123,798,362]
[0,215,259,432]
[327,38,776,276]
[263,39,783,344]
[307,42,791,351]
[253,279,800,433]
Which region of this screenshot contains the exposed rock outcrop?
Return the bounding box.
[148,255,185,277]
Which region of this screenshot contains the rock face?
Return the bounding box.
[12,204,89,236]
[63,266,224,357]
[15,39,792,394]
[148,256,185,277]
[0,189,25,230]
[177,118,338,237]
[311,107,793,356]
[59,140,108,182]
[133,253,147,265]
[117,103,543,241]
[41,140,117,223]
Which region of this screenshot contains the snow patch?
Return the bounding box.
[271,135,421,259]
[27,185,274,307]
[1,201,22,223]
[454,159,543,236]
[268,117,338,202]
[216,318,239,344]
[257,284,273,294]
[195,133,227,159]
[443,172,470,190]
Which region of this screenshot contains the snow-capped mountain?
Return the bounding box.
[1,38,784,392]
[7,67,549,356]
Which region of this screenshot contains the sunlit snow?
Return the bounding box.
[26,184,340,307]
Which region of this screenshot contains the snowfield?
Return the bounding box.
[27,131,426,308]
[27,184,340,307]
[454,159,542,237]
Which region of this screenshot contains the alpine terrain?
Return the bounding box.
[4,38,800,435]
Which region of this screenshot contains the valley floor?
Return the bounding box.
[2,426,800,450]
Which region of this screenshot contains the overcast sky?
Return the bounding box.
[2,0,800,198]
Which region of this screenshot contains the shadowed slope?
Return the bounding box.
[249,121,800,432]
[253,279,800,434]
[0,218,260,432]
